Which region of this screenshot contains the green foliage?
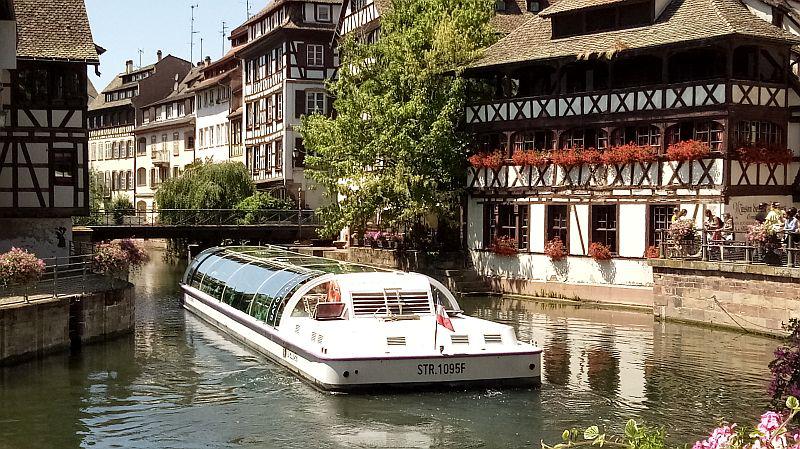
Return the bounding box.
[544,420,666,449]
[110,195,133,224]
[73,169,108,226]
[299,0,497,237]
[155,161,255,211]
[235,192,295,224]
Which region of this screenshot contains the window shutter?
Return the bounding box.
[296,43,307,68]
[295,90,306,118]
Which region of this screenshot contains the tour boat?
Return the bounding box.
[180,246,542,392]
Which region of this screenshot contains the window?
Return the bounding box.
[513,130,553,153]
[666,121,723,150]
[495,0,507,11]
[138,138,147,155]
[734,121,782,147]
[126,141,133,158]
[306,91,325,115]
[105,142,111,159]
[127,171,133,190]
[527,0,540,12]
[178,102,185,116]
[316,4,331,21]
[307,44,324,67]
[166,104,173,119]
[649,204,676,247]
[276,93,283,120]
[591,205,617,253]
[275,139,283,171]
[52,149,76,185]
[546,205,569,244]
[560,128,609,150]
[112,142,119,159]
[173,132,180,155]
[173,166,180,178]
[485,204,529,251]
[611,125,661,148]
[186,133,195,150]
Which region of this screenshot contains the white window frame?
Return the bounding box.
[306,91,325,115]
[307,44,324,67]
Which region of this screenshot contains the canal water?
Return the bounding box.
[0,244,777,449]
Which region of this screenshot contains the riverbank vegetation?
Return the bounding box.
[300,0,497,237]
[545,397,800,449]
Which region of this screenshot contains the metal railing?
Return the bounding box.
[657,228,800,267]
[83,208,319,227]
[0,254,122,305]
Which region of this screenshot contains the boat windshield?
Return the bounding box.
[183,246,387,327]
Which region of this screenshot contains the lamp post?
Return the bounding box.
[297,186,303,242]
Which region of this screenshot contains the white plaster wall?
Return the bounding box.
[0,218,72,259]
[619,204,647,257]
[196,91,231,163]
[530,204,545,252]
[790,123,800,155]
[471,251,653,287]
[569,204,588,255]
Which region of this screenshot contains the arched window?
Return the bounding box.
[665,121,723,150]
[138,137,147,156]
[734,121,782,146]
[560,128,609,150]
[475,133,508,155]
[136,167,147,186]
[611,125,661,148]
[512,130,553,153]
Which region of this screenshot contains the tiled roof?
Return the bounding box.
[134,115,195,134]
[469,0,800,69]
[491,0,536,34]
[540,0,627,16]
[12,0,99,62]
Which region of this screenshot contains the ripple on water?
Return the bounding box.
[0,248,782,448]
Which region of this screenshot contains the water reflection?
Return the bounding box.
[0,245,779,448]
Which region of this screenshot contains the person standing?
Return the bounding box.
[722,213,734,241]
[755,202,768,224]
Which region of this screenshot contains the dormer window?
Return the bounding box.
[316,4,331,22]
[550,0,652,38]
[495,0,507,12]
[527,0,541,12]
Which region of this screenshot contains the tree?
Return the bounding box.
[73,169,108,225]
[235,191,295,224]
[110,195,134,224]
[299,0,496,237]
[155,161,255,224]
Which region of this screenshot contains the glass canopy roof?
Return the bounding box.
[183,246,388,327]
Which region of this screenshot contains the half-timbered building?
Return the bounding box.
[0,0,99,257]
[461,0,800,299]
[237,0,341,208]
[88,53,192,208]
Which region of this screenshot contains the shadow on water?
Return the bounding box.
[0,243,779,448]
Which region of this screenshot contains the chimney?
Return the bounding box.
[205,56,211,67]
[197,61,204,67]
[157,50,163,62]
[125,60,133,74]
[174,73,180,92]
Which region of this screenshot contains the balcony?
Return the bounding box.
[464,80,797,126]
[151,149,170,166]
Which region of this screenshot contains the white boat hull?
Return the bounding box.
[182,288,542,392]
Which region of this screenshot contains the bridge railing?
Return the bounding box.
[85,209,319,227]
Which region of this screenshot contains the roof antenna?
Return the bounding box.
[220,21,228,57]
[246,0,251,18]
[137,49,144,68]
[190,4,200,63]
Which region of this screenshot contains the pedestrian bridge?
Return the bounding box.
[79,209,322,242]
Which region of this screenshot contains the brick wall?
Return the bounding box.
[650,260,800,336]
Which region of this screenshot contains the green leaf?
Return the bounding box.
[594,434,606,447]
[584,426,600,440]
[624,420,637,439]
[562,430,571,442]
[787,396,800,411]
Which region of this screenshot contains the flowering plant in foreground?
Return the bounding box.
[747,223,770,243]
[489,236,518,256]
[769,319,800,406]
[93,239,149,276]
[543,396,800,449]
[0,247,45,287]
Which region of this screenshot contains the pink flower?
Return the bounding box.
[759,411,783,435]
[693,425,737,449]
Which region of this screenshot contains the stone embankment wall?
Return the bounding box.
[0,285,134,365]
[650,260,800,336]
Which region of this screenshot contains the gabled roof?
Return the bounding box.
[540,0,627,16]
[469,0,800,70]
[12,0,99,62]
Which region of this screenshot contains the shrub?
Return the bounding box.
[235,192,295,224]
[0,247,45,287]
[544,237,567,261]
[110,195,134,224]
[489,236,518,256]
[770,320,800,406]
[666,140,711,162]
[588,242,612,261]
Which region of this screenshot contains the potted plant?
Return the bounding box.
[544,237,567,261]
[0,247,45,301]
[666,140,711,162]
[489,236,518,256]
[645,245,660,259]
[668,218,697,258]
[588,242,613,261]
